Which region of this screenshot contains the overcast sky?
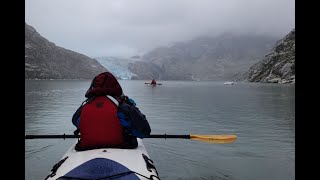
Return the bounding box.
[25,0,295,58]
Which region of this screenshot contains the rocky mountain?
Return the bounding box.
[25,23,107,79]
[239,29,295,84]
[128,33,278,80]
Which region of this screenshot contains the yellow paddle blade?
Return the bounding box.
[190,134,237,144]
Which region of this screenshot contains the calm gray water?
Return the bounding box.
[25,80,295,180]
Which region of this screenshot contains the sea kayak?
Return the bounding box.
[145,83,162,86]
[46,138,159,180]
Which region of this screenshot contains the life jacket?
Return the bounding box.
[78,95,124,149]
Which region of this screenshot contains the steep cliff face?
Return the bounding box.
[25,23,107,79]
[128,34,277,80]
[129,61,164,80]
[240,29,295,84]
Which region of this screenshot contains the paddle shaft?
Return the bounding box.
[25,134,190,139]
[147,134,189,139]
[25,134,80,139]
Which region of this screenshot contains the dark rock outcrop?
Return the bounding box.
[25,23,107,79]
[239,29,295,84]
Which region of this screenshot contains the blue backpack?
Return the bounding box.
[117,97,151,138]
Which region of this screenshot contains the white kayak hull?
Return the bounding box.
[46,138,159,180]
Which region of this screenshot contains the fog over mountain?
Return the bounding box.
[128,33,278,80]
[25,0,294,58]
[25,0,294,80]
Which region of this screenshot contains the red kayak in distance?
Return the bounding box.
[145,79,162,86]
[144,82,162,86]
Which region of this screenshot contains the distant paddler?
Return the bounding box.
[145,79,162,86]
[150,79,157,85]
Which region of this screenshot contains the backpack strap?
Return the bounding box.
[106,95,119,107]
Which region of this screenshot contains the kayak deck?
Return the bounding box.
[46,138,159,180]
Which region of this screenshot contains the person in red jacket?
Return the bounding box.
[150,79,157,85]
[72,72,137,151]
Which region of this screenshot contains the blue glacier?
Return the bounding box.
[95,57,138,80]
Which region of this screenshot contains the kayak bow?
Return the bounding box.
[46,139,159,180]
